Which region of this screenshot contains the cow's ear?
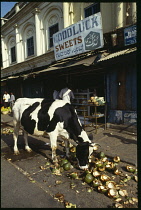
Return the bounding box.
[88,133,93,140]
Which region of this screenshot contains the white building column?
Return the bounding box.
[80,3,84,20]
[33,8,41,56]
[15,3,20,13]
[1,35,8,68]
[14,24,21,63]
[131,2,136,23]
[63,2,69,28]
[116,2,124,28]
[69,3,74,25]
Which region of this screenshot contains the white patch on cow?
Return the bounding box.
[30,103,41,121]
[56,122,69,139]
[12,98,44,122]
[48,99,67,120]
[78,130,91,143]
[79,164,89,170]
[89,146,93,157]
[29,103,44,135]
[47,121,69,163]
[74,109,82,126]
[33,130,45,136]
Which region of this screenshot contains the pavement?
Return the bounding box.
[1,113,138,208]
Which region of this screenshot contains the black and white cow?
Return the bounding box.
[12,98,98,169]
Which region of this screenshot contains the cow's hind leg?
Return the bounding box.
[49,133,58,167]
[13,120,20,155]
[23,130,32,153]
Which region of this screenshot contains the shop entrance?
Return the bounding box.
[71,72,105,98]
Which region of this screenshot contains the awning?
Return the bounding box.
[97,47,136,62]
[1,47,136,81]
[34,54,97,75]
[1,53,98,81]
[1,75,19,81]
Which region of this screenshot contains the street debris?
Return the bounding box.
[54,193,64,203]
[55,180,63,185]
[1,106,11,114]
[49,144,138,208]
[2,128,14,134]
[65,201,76,208]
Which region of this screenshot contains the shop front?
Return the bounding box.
[97,47,137,125]
[1,45,136,127]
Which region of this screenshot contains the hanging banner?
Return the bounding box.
[53,12,104,61]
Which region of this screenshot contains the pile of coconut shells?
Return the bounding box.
[50,144,138,208]
[2,127,14,134]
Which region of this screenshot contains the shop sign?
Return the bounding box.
[53,12,104,61]
[124,25,136,46]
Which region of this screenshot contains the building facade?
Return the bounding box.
[1,2,137,125]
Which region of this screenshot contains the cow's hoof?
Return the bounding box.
[25,146,32,153]
[14,151,20,155]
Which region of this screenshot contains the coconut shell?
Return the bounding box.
[108,188,119,198]
[100,174,111,182]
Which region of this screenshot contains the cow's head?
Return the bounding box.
[76,134,100,170]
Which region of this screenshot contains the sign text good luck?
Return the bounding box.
[53,12,104,61]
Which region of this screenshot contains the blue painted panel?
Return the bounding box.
[108,110,137,124]
[124,25,136,46]
[125,67,137,111]
[109,71,117,110]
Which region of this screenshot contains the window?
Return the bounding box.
[11,46,16,63]
[27,36,34,56]
[49,23,59,48]
[85,3,100,18]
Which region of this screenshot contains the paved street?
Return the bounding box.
[1,113,138,208]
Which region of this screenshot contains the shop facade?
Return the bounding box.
[2,46,136,126]
[1,2,137,126]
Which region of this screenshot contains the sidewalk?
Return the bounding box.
[1,157,64,208]
[1,113,137,166]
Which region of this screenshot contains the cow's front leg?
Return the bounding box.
[23,130,32,153]
[49,133,58,167]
